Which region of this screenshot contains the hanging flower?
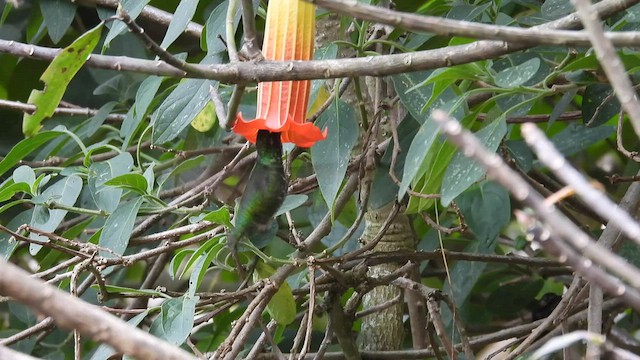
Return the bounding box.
[233,0,327,148]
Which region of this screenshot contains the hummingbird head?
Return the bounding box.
[255,130,283,164]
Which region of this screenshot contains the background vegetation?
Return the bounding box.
[1,0,640,358]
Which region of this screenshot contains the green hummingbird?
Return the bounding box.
[228,130,288,250]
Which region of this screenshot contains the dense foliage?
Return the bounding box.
[1,0,640,359]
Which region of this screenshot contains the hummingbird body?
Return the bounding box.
[229,130,287,248]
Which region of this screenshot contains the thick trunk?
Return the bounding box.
[358,202,413,350]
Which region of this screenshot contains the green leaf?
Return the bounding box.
[98,197,144,257]
[39,0,76,43]
[309,44,339,106]
[398,115,440,200]
[197,208,232,227]
[203,0,238,55]
[275,194,309,216]
[0,182,31,202]
[88,153,134,212]
[0,130,64,178]
[441,116,507,206]
[550,123,615,156]
[160,0,199,50]
[255,262,296,325]
[311,100,358,210]
[13,165,35,189]
[582,84,620,127]
[392,71,434,123]
[441,181,510,325]
[89,309,151,360]
[22,23,103,136]
[170,249,195,280]
[0,210,31,260]
[153,56,219,144]
[104,173,149,195]
[398,87,467,202]
[493,58,540,88]
[486,279,544,316]
[157,155,205,193]
[370,115,420,210]
[103,0,150,49]
[151,295,198,346]
[29,175,83,254]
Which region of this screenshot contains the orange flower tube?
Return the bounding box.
[233,0,327,148]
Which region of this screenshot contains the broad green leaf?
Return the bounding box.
[160,0,199,50]
[157,155,205,193]
[197,208,232,227]
[121,76,164,149]
[150,295,198,346]
[203,0,237,55]
[29,175,83,254]
[0,130,64,178]
[39,0,76,43]
[255,262,296,325]
[309,44,339,106]
[13,165,35,189]
[541,0,574,19]
[550,123,615,156]
[88,153,134,212]
[275,194,309,216]
[190,101,217,132]
[582,84,620,127]
[441,116,507,206]
[23,23,103,136]
[0,210,31,260]
[311,100,358,211]
[392,71,434,123]
[76,101,118,140]
[170,249,195,280]
[104,173,149,195]
[441,181,510,326]
[103,0,150,50]
[89,309,151,360]
[397,87,467,202]
[493,58,541,88]
[398,115,440,200]
[187,242,223,296]
[143,163,155,194]
[369,115,420,210]
[548,89,578,128]
[153,56,220,144]
[486,279,544,316]
[98,196,144,257]
[0,182,31,202]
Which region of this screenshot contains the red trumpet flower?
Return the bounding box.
[233,0,327,148]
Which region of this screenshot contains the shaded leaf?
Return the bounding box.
[0,130,65,178]
[441,116,507,206]
[311,100,358,210]
[153,56,220,144]
[151,295,198,346]
[88,153,134,212]
[494,58,540,88]
[160,0,199,50]
[98,196,144,257]
[29,175,83,254]
[275,194,309,216]
[39,0,76,43]
[103,0,150,49]
[255,262,296,325]
[582,84,620,127]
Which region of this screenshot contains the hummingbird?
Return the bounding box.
[228,130,288,251]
